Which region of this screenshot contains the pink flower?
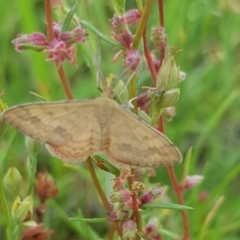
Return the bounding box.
[184,175,204,190]
[109,189,132,203]
[60,27,88,45]
[123,49,141,71]
[122,219,137,240]
[12,23,87,67]
[144,217,161,240]
[12,33,48,52]
[45,40,76,68]
[123,9,141,26]
[140,187,163,205]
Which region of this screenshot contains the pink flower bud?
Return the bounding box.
[60,27,87,45]
[22,223,54,240]
[137,92,151,110]
[140,187,163,205]
[113,168,131,191]
[52,22,61,39]
[110,16,133,48]
[110,15,125,29]
[184,175,204,190]
[134,168,156,181]
[12,33,47,52]
[122,219,137,240]
[123,9,141,26]
[108,208,131,222]
[123,50,141,71]
[109,189,132,203]
[144,217,161,240]
[151,27,168,50]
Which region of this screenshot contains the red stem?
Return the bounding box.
[167,167,189,240]
[158,1,190,239]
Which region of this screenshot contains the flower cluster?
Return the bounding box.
[110,9,142,73]
[108,168,163,239]
[137,53,186,125]
[12,22,87,68]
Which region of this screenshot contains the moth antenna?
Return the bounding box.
[85,40,107,87]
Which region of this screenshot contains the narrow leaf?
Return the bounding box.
[80,20,124,49]
[141,202,194,211]
[61,2,78,32]
[69,217,108,223]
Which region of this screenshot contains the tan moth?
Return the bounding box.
[1,87,182,167]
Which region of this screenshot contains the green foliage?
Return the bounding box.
[0,0,240,240]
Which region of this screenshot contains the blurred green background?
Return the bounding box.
[0,0,240,239]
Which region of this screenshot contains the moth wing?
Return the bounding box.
[105,106,182,167]
[2,101,101,162]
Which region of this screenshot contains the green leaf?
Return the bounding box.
[61,2,78,32]
[80,20,124,49]
[69,217,108,223]
[141,202,194,211]
[112,0,126,13]
[92,154,120,176]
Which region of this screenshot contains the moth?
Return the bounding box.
[2,87,182,167]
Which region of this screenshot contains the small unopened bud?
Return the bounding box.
[137,92,151,110]
[123,50,141,71]
[12,196,33,224]
[151,27,168,50]
[156,55,179,90]
[131,181,145,195]
[113,168,131,191]
[122,219,137,240]
[4,166,23,196]
[184,175,204,190]
[110,15,125,29]
[12,33,48,52]
[109,189,132,203]
[179,71,187,82]
[123,9,141,26]
[22,223,54,240]
[144,217,161,240]
[52,22,62,39]
[111,16,133,49]
[140,187,163,205]
[60,27,87,45]
[36,172,58,203]
[163,107,176,122]
[157,88,180,108]
[109,207,132,222]
[134,168,156,181]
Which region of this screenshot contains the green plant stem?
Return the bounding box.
[28,153,37,194]
[85,159,122,237]
[86,158,110,212]
[0,173,14,240]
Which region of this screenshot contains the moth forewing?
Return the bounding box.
[2,90,182,167]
